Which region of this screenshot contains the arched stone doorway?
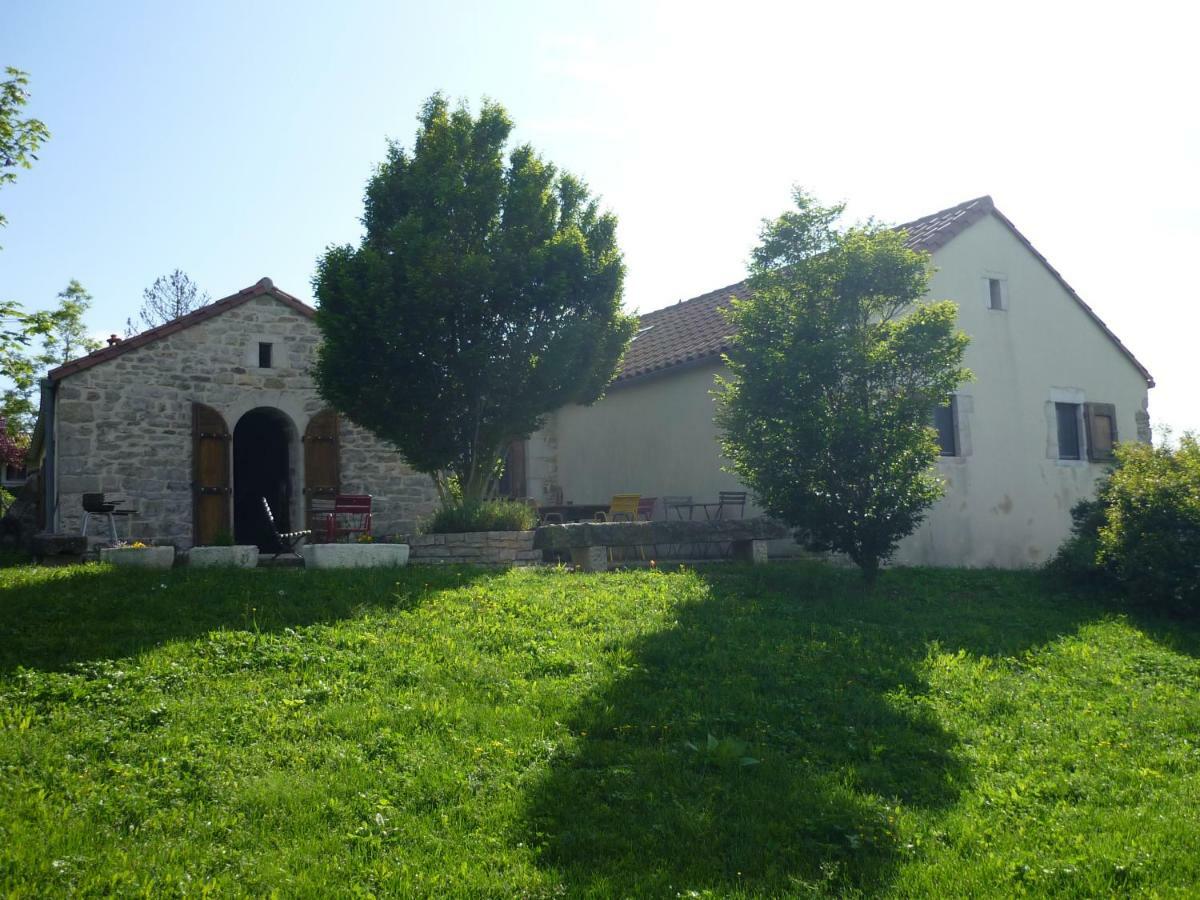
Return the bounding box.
[233,407,297,549]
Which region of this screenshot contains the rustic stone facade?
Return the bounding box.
[403,531,541,566]
[51,289,438,548]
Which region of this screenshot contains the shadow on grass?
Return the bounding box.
[0,563,496,674]
[522,562,1100,896]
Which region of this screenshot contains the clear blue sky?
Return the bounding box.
[3,1,1197,435]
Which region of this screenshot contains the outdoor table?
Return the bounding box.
[666,501,724,521]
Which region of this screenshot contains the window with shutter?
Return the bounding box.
[1084,402,1117,461]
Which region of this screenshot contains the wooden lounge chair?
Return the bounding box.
[262,497,310,562]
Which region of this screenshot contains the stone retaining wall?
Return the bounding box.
[403,531,540,567]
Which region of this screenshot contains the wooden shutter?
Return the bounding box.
[304,409,340,531]
[1084,402,1117,461]
[498,439,527,498]
[192,403,230,545]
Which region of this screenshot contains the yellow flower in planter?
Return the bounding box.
[356,534,375,544]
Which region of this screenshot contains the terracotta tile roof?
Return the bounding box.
[47,277,314,382]
[46,195,1151,390]
[616,195,1153,387]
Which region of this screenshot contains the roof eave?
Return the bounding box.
[46,278,315,382]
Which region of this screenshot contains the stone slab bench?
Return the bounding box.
[533,517,787,571]
[31,532,88,565]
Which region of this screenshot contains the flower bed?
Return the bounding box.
[99,545,176,569]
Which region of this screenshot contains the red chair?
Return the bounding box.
[325,495,373,542]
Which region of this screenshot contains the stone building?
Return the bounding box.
[31,278,439,548]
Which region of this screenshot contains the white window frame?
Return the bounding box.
[981,272,1009,311]
[1047,387,1088,466]
[935,392,973,463]
[243,333,286,370]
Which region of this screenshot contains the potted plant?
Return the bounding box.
[188,529,260,568]
[100,540,176,569]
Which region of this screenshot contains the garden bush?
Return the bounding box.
[1053,434,1200,613]
[422,498,537,534]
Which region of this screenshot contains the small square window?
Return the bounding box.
[933,397,958,456]
[1056,402,1082,460]
[258,342,273,368]
[988,278,1004,310]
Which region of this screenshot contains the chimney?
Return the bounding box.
[106,334,122,347]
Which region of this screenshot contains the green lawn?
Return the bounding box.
[1,561,1198,897]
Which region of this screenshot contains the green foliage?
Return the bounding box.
[211,528,235,547]
[1046,496,1111,586]
[0,280,102,436]
[422,497,537,534]
[716,190,971,582]
[314,94,635,504]
[1,562,1199,895]
[0,67,50,234]
[1057,435,1200,613]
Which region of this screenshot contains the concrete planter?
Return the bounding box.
[188,545,259,568]
[301,543,409,569]
[100,545,176,569]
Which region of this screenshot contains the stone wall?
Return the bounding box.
[52,291,438,548]
[403,531,541,566]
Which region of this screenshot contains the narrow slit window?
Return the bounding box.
[988,278,1004,310]
[933,397,958,456]
[258,342,273,368]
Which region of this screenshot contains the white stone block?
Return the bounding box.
[188,545,259,568]
[301,543,410,569]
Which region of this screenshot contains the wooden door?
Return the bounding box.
[498,439,527,499]
[304,409,340,532]
[192,403,230,545]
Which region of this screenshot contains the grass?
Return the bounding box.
[1,560,1198,897]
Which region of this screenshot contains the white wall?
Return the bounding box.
[535,212,1151,568]
[895,213,1150,567]
[531,360,746,510]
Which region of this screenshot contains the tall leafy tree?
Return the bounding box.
[716,190,971,583]
[0,280,101,437]
[1,67,50,235]
[314,94,634,503]
[125,269,211,335]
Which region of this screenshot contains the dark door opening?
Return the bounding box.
[233,408,292,550]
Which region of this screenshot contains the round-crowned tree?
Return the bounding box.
[314,94,635,504]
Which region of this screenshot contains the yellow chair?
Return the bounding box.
[594,493,640,523]
[595,493,642,562]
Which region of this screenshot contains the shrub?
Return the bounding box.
[422,499,537,534]
[1096,435,1200,613]
[1046,497,1111,585]
[1053,434,1200,613]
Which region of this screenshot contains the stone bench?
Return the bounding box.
[533,517,787,571]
